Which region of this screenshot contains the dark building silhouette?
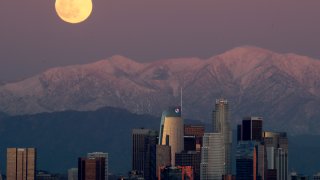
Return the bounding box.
[131,128,171,180]
[184,136,197,152]
[7,148,36,180]
[267,169,277,180]
[236,141,258,180]
[184,125,205,152]
[175,151,201,180]
[237,117,267,180]
[132,128,153,175]
[143,130,158,180]
[239,117,263,141]
[78,157,105,180]
[237,124,242,142]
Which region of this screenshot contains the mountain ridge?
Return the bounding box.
[1,46,320,134]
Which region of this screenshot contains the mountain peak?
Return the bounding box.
[219,46,274,58]
[109,55,135,63]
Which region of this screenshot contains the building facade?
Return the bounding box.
[236,141,257,180]
[184,125,205,152]
[143,130,158,180]
[88,152,108,180]
[176,151,201,180]
[159,106,184,166]
[153,145,171,180]
[7,148,36,180]
[132,128,153,175]
[238,117,263,142]
[263,131,288,180]
[237,117,266,180]
[212,99,232,175]
[78,157,105,180]
[200,133,225,180]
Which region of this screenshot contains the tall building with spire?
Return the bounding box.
[212,99,232,175]
[159,106,184,166]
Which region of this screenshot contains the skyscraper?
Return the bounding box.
[87,152,108,180]
[78,157,105,180]
[237,117,266,180]
[236,141,258,180]
[212,99,232,174]
[143,130,158,180]
[238,117,263,141]
[132,128,153,175]
[159,106,184,166]
[7,148,36,180]
[263,131,288,180]
[200,133,225,180]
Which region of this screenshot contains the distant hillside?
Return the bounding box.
[0,112,7,119]
[1,46,320,134]
[0,107,161,174]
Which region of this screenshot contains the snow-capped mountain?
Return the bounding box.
[1,46,320,134]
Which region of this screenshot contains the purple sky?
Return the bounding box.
[0,0,320,82]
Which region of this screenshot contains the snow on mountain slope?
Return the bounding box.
[1,46,320,134]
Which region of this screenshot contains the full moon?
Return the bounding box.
[55,0,93,24]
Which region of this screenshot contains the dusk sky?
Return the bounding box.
[1,0,320,82]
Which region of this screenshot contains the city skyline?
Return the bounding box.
[1,0,320,179]
[0,99,318,179]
